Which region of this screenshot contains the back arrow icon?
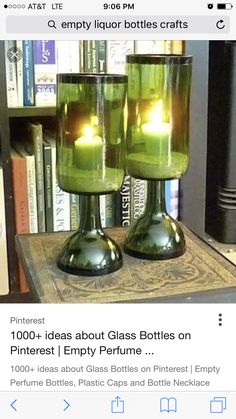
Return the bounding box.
[10,400,17,411]
[64,399,70,411]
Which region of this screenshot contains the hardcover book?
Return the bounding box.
[5,40,18,107]
[83,40,98,73]
[116,175,131,227]
[44,134,70,232]
[106,40,134,74]
[130,178,147,223]
[10,148,29,235]
[10,148,30,292]
[70,194,80,230]
[13,143,38,233]
[43,140,53,233]
[34,40,56,106]
[23,40,35,106]
[56,40,81,73]
[26,121,45,232]
[97,40,106,73]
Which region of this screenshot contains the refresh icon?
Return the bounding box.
[216,19,226,29]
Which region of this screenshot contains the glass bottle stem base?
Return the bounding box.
[57,195,123,276]
[124,180,186,260]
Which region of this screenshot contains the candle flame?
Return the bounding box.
[149,100,164,125]
[83,125,94,138]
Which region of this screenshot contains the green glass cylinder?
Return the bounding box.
[57,73,127,194]
[124,55,192,260]
[56,73,127,276]
[126,54,192,180]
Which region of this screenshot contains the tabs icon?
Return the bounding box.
[210,397,227,413]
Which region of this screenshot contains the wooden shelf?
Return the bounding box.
[15,226,236,303]
[0,291,36,303]
[8,107,56,118]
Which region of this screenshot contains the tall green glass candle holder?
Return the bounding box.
[124,54,192,259]
[56,73,127,275]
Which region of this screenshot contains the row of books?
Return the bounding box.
[5,40,184,107]
[10,121,78,292]
[10,120,179,237]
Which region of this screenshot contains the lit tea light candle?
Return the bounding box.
[142,101,171,155]
[74,125,103,170]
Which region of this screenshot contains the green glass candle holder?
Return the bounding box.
[56,73,127,275]
[124,54,192,259]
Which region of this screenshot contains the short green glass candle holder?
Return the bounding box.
[56,73,127,276]
[124,54,192,260]
[124,180,186,259]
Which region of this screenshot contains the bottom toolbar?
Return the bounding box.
[0,392,235,418]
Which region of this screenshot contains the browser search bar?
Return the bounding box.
[6,15,230,33]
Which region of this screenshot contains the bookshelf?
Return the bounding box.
[0,40,57,299]
[8,107,56,118]
[0,39,219,301]
[0,40,18,296]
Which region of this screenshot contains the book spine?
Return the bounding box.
[100,195,106,228]
[22,40,35,106]
[171,41,184,54]
[131,178,147,223]
[104,193,114,227]
[70,194,80,230]
[165,180,179,220]
[97,40,106,73]
[56,41,80,73]
[134,40,166,53]
[54,184,70,232]
[11,154,29,234]
[106,40,134,74]
[83,40,98,73]
[164,40,172,53]
[16,40,23,107]
[5,40,18,107]
[79,41,84,71]
[170,179,179,219]
[51,142,70,232]
[165,180,171,217]
[29,123,45,232]
[11,152,29,292]
[34,40,56,106]
[43,142,53,232]
[118,175,131,227]
[25,154,38,233]
[0,166,9,295]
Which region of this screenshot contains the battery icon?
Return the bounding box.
[217,3,233,8]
